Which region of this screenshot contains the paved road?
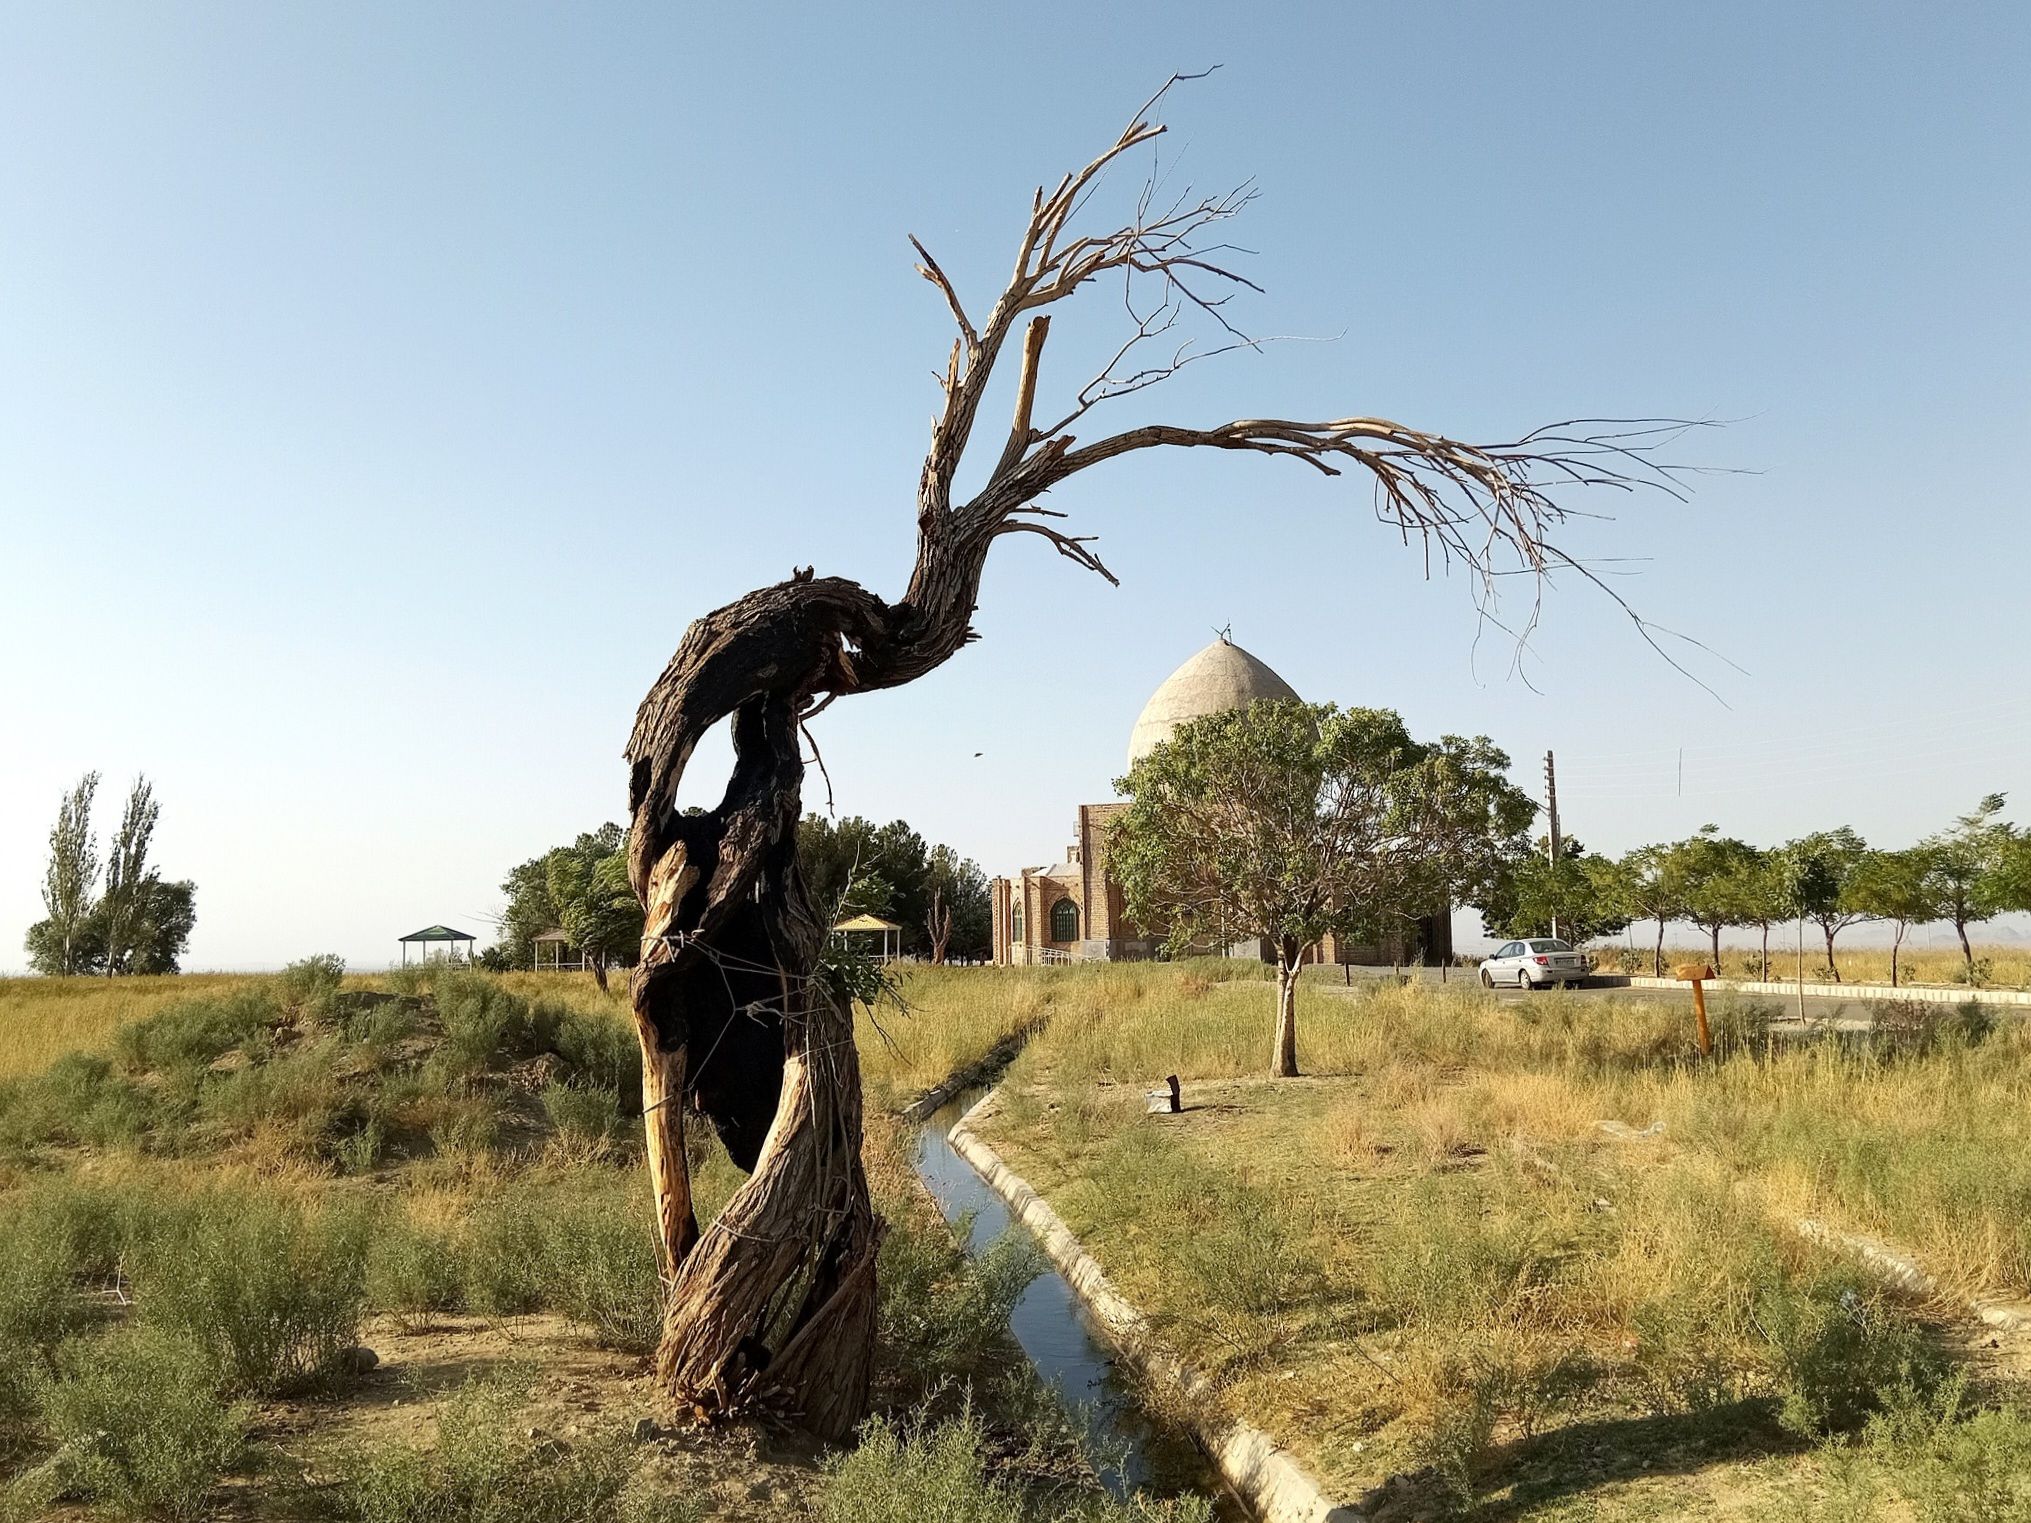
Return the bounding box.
[1309,964,1951,1027]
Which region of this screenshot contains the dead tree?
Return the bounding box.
[624,77,1698,1439]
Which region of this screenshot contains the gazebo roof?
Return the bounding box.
[530,928,571,944]
[399,925,478,943]
[832,914,903,933]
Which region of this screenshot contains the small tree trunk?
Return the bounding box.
[1709,925,1721,971]
[1653,916,1666,977]
[1957,918,1974,972]
[1890,924,1903,988]
[1760,923,1770,981]
[1271,939,1301,1078]
[1823,924,1841,983]
[592,955,610,994]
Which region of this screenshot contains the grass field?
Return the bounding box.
[0,962,1186,1523]
[956,964,2031,1519]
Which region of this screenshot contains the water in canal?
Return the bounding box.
[912,1095,1241,1516]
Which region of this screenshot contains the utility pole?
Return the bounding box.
[1544,750,1562,941]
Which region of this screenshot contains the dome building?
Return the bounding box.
[990,635,1453,967]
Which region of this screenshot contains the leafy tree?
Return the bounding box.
[1675,827,1765,973]
[1919,796,2025,974]
[1111,700,1534,1078]
[26,774,198,977]
[1475,837,1631,944]
[1729,848,1798,980]
[1618,843,1686,977]
[31,773,101,976]
[546,837,643,992]
[1845,848,1944,988]
[796,815,985,959]
[492,823,632,973]
[1786,827,1876,982]
[924,845,990,963]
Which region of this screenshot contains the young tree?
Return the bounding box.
[1675,827,1764,972]
[29,773,102,977]
[1619,843,1685,976]
[1920,795,2024,975]
[1731,850,1796,980]
[619,86,1696,1435]
[1786,827,1876,982]
[923,845,989,964]
[1110,701,1533,1077]
[548,841,644,992]
[1474,838,1631,945]
[1845,847,1943,988]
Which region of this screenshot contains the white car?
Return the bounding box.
[1480,938,1590,989]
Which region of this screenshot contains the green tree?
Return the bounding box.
[1111,700,1533,1078]
[492,823,630,972]
[30,772,102,976]
[1475,838,1631,944]
[1786,827,1876,982]
[923,845,990,963]
[1729,848,1797,980]
[1675,827,1765,973]
[98,776,160,977]
[1845,847,1944,988]
[1619,842,1686,977]
[1919,795,2025,975]
[547,841,643,992]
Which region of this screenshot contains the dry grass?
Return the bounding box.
[1590,941,2031,989]
[956,967,2031,1516]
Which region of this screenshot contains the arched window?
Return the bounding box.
[1012,903,1025,944]
[1050,898,1079,943]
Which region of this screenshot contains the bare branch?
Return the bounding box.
[907,235,976,347]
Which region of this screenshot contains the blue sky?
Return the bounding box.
[3,2,2027,970]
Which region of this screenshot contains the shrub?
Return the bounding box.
[1630,1295,1738,1415]
[876,1214,1039,1395]
[542,1081,629,1155]
[553,1008,642,1113]
[1752,1268,1941,1437]
[132,1187,368,1394]
[432,976,554,1079]
[539,1187,664,1352]
[277,954,347,1013]
[1865,1375,2031,1523]
[367,1216,465,1327]
[115,989,280,1078]
[0,1052,159,1155]
[822,1406,1023,1523]
[34,1326,246,1521]
[459,1194,549,1317]
[319,1378,692,1523]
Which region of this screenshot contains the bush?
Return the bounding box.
[33,1326,246,1521]
[553,1009,642,1113]
[822,1406,1023,1523]
[320,1378,691,1523]
[1629,1295,1738,1416]
[459,1193,549,1317]
[115,989,280,1078]
[877,1214,1039,1395]
[0,1052,159,1155]
[1753,1268,1941,1437]
[367,1216,465,1327]
[1865,1375,2031,1523]
[132,1187,369,1394]
[539,1187,664,1352]
[432,976,555,1080]
[542,1081,629,1154]
[277,954,347,1013]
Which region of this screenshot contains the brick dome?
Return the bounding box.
[1125,636,1300,767]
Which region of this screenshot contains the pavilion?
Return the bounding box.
[531,928,581,972]
[830,913,903,964]
[398,924,478,966]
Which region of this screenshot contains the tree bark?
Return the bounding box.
[1653,916,1666,977]
[1956,918,1974,972]
[1890,924,1903,988]
[1271,938,1301,1078]
[1709,925,1721,971]
[1760,923,1770,981]
[1823,924,1841,982]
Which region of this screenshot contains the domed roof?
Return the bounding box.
[1126,636,1300,767]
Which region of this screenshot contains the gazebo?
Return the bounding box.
[830,913,903,964]
[531,928,580,972]
[399,925,478,966]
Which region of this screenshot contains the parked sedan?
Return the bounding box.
[1479,938,1591,989]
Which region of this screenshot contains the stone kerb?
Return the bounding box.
[947,1091,1363,1523]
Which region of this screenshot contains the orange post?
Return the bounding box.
[1674,963,1717,1057]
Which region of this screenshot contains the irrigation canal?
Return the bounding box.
[912,1093,1245,1518]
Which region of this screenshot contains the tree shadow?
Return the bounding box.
[1358,1399,1806,1522]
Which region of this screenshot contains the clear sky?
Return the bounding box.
[3,2,2028,971]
